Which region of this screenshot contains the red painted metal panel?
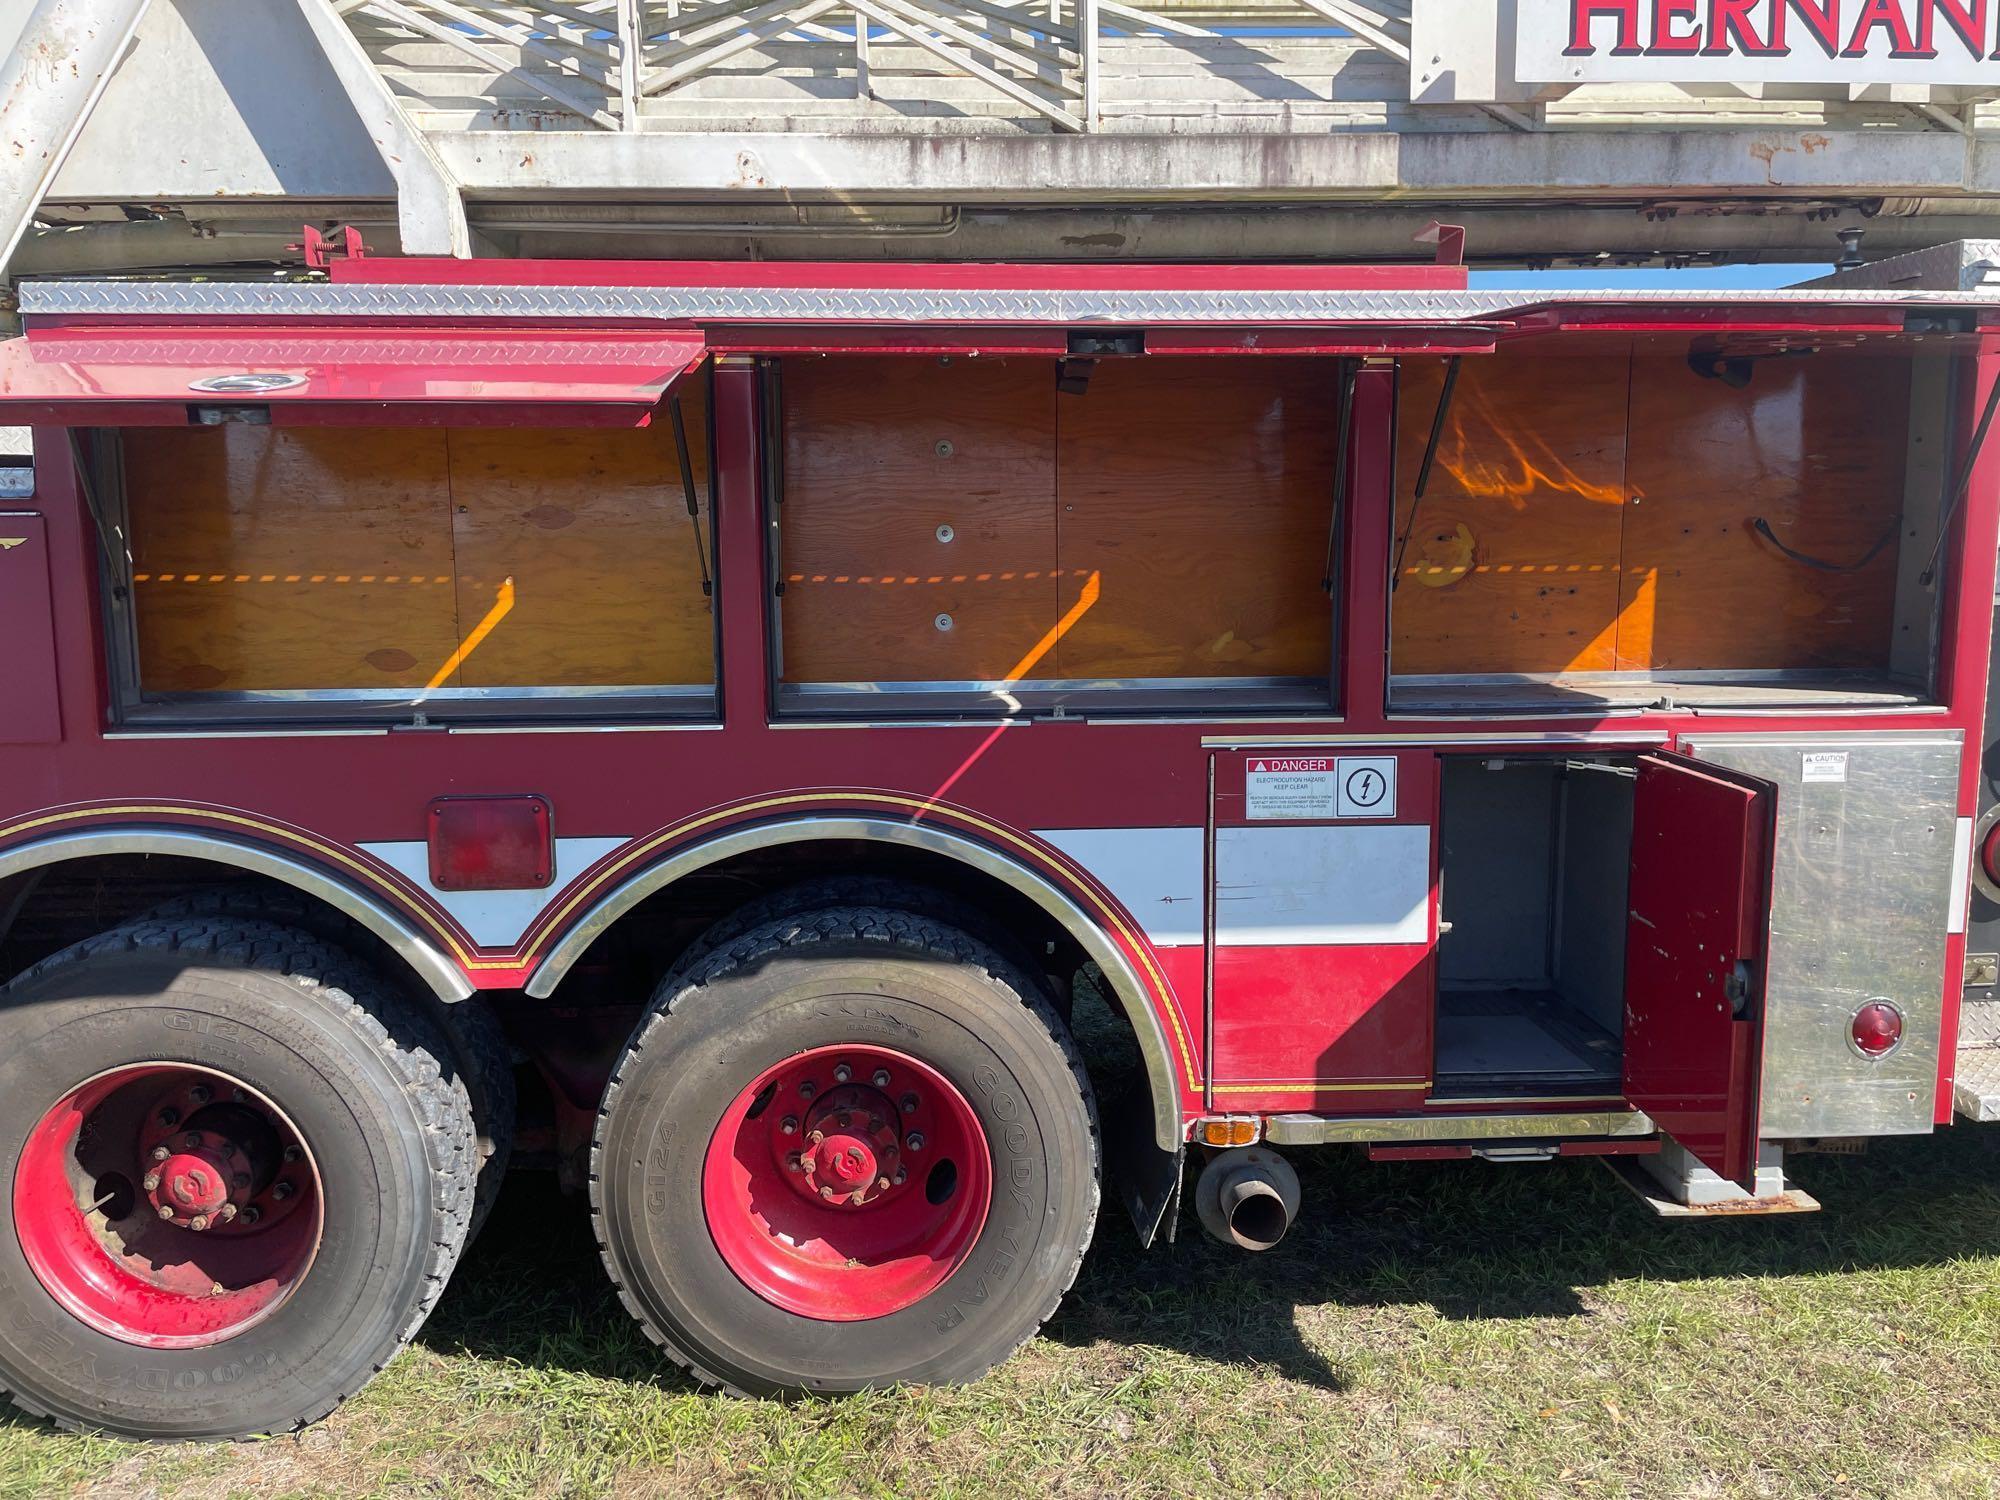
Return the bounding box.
[0,328,707,424]
[0,513,62,745]
[1211,943,1435,1093]
[1622,752,1774,1189]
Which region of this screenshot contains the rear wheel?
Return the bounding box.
[592,907,1099,1394]
[0,919,474,1439]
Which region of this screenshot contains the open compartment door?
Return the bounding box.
[1623,752,1775,1189]
[0,327,708,427]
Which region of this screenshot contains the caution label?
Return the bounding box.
[1245,758,1337,821]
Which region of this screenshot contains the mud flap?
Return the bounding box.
[1105,1081,1182,1246]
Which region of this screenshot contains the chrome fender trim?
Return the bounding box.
[526,815,1185,1151]
[0,829,473,1003]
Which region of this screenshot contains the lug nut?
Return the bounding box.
[779,1116,798,1135]
[156,1204,175,1220]
[893,1169,907,1185]
[188,1085,211,1106]
[150,1145,171,1162]
[819,1185,836,1200]
[808,1129,824,1144]
[181,1132,203,1150]
[872,1069,891,1088]
[798,1081,817,1101]
[281,1145,302,1165]
[901,1094,919,1115]
[906,1132,925,1152]
[877,1176,891,1191]
[189,1214,210,1232]
[157,1107,180,1128]
[837,1111,853,1128]
[272,1181,295,1202]
[240,1205,261,1225]
[787,1153,804,1172]
[833,1064,852,1084]
[217,1203,238,1223]
[143,1171,161,1192]
[230,1087,247,1103]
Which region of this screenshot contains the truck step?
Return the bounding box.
[1956,999,2000,1124]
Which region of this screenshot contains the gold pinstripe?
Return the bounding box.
[0,794,1207,1091]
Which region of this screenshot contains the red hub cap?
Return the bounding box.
[702,1044,991,1320]
[13,1065,323,1348]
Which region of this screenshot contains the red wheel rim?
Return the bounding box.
[13,1064,324,1348]
[702,1044,991,1321]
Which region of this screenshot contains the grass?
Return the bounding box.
[1,1087,1996,1496]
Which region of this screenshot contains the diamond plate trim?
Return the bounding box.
[1955,1046,2000,1123]
[19,279,2000,325]
[1958,998,2000,1123]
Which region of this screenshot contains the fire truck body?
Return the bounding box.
[0,249,1994,1436]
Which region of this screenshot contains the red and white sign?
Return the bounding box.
[1519,1,2000,86]
[1244,756,1398,821]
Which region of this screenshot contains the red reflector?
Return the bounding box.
[1850,1000,1904,1059]
[427,796,553,891]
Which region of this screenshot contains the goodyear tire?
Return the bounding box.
[0,919,474,1439]
[139,886,515,1241]
[592,907,1100,1394]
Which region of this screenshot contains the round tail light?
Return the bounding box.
[1850,1000,1904,1059]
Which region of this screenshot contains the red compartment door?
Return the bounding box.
[1623,752,1774,1189]
[0,513,61,744]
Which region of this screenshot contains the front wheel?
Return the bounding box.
[591,907,1100,1394]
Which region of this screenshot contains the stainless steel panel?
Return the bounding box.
[1683,731,1963,1138]
[1264,1110,1654,1145]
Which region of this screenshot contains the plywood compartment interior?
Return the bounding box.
[116,373,714,700]
[1435,756,1634,1096]
[775,354,1336,698]
[1391,348,1932,709]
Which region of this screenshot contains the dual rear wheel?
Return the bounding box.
[591,906,1101,1394]
[0,901,1102,1436]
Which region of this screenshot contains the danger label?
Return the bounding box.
[1244,756,1397,821]
[1245,759,1336,820]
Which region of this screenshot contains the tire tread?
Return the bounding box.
[589,904,1100,1395]
[0,916,477,1439]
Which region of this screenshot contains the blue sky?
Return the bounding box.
[1469,262,1829,289]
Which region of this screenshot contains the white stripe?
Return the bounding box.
[1036,827,1205,947]
[1950,815,1974,937]
[360,836,629,948]
[1214,825,1430,947]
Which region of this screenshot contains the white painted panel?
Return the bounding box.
[1950,815,1974,937]
[1036,827,1205,947]
[1213,825,1430,947]
[361,836,629,948]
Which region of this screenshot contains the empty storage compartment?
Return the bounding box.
[1389,347,1948,712]
[1434,755,1635,1095]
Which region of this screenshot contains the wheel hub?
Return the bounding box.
[704,1042,992,1321]
[14,1063,323,1347]
[796,1085,903,1207]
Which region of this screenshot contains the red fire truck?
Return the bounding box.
[0,243,1993,1440]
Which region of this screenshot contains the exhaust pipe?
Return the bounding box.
[1194,1146,1301,1252]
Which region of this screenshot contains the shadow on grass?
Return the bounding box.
[419,1116,2000,1395]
